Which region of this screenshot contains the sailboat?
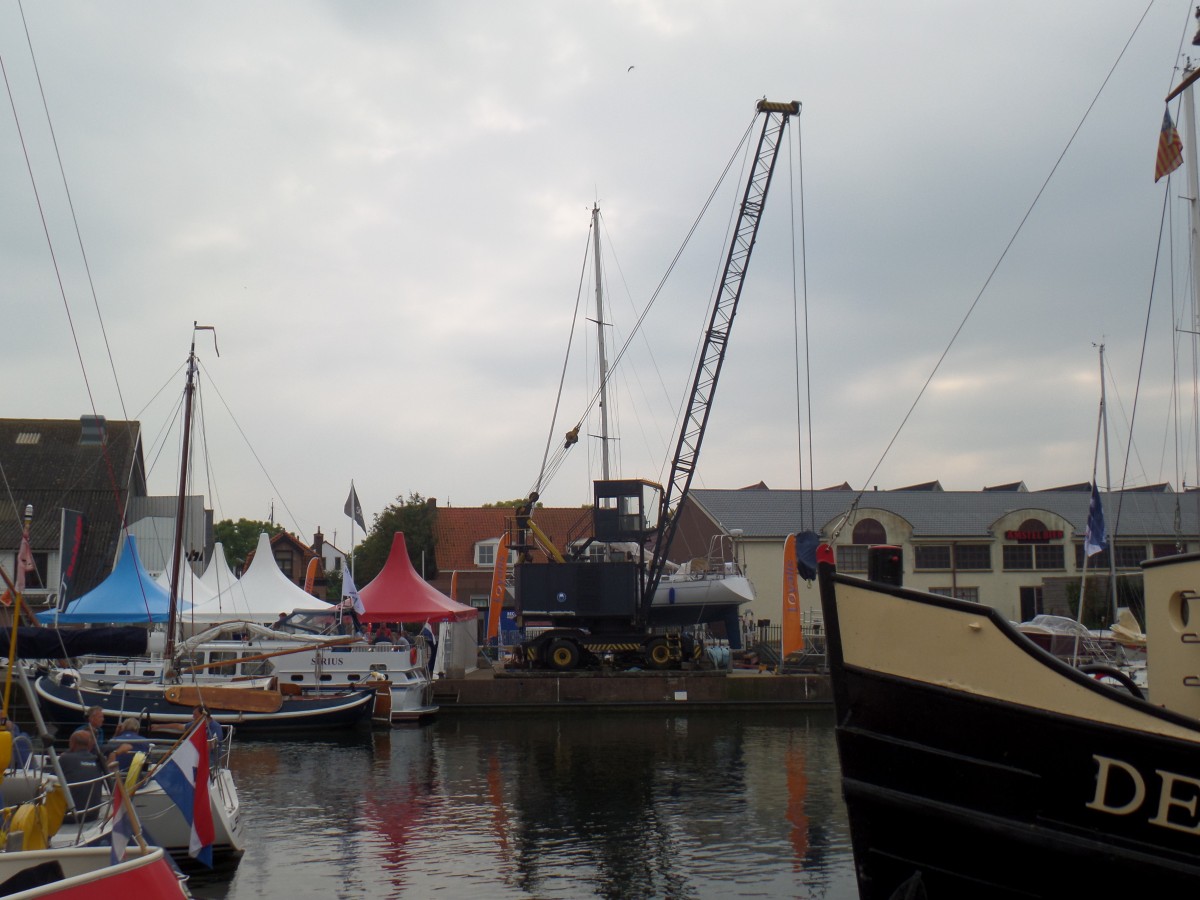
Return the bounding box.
[815,62,1200,899]
[33,330,381,735]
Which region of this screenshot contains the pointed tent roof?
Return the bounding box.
[37,534,183,623]
[155,561,217,606]
[199,543,240,596]
[181,541,250,621]
[192,532,329,623]
[359,533,477,624]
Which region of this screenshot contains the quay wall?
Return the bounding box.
[432,670,831,711]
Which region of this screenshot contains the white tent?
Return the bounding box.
[155,560,217,606]
[186,532,331,625]
[201,542,242,598]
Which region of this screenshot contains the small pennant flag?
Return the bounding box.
[344,482,366,531]
[1156,108,1184,182]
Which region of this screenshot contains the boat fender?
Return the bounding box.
[410,647,418,666]
[125,751,147,794]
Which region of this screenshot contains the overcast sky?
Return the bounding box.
[3,1,1199,547]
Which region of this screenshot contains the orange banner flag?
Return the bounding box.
[486,533,510,642]
[781,533,803,658]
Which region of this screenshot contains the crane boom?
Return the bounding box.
[641,99,799,614]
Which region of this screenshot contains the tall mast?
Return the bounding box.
[592,203,612,481]
[1098,345,1118,623]
[165,323,216,664]
[1183,72,1200,548]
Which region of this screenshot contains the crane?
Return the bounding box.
[513,99,799,671]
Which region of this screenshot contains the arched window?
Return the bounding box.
[840,518,886,572]
[1003,517,1064,571]
[852,519,887,545]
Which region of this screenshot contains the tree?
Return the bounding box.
[351,492,437,585]
[325,569,343,604]
[213,518,285,573]
[482,497,542,509]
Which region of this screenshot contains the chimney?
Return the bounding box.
[427,497,438,508]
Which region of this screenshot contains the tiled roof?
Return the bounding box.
[435,506,593,568]
[690,486,1200,541]
[0,417,145,596]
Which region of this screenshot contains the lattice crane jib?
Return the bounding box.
[640,100,799,616]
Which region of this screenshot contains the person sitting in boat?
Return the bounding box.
[101,718,152,772]
[59,730,108,820]
[72,706,106,746]
[372,622,394,645]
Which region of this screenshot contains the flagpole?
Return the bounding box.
[1099,345,1118,625]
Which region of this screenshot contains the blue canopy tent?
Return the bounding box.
[37,534,186,624]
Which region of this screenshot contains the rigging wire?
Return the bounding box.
[1111,4,1197,540]
[533,226,594,498]
[830,1,1158,542]
[788,107,814,531]
[532,115,758,497]
[16,1,130,423]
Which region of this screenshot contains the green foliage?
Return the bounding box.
[481,498,541,509]
[213,518,285,572]
[324,569,343,604]
[351,492,437,584]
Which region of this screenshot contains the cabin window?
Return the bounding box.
[347,673,360,682]
[290,675,304,682]
[141,670,155,677]
[319,674,332,682]
[369,664,388,673]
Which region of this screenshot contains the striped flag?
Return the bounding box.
[151,722,214,867]
[109,779,135,864]
[1156,108,1184,182]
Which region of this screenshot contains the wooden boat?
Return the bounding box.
[816,546,1200,898]
[0,846,188,898]
[33,672,378,735]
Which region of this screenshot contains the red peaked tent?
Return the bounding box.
[358,533,477,623]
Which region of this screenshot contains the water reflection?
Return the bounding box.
[193,709,856,899]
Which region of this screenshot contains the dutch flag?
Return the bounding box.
[109,779,135,864]
[151,722,215,867]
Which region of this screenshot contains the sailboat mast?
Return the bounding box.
[1098,345,1118,624]
[1182,73,1200,548]
[592,203,612,481]
[164,332,199,663]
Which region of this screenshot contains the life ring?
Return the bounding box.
[124,751,147,794]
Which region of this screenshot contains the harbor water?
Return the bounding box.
[191,708,857,899]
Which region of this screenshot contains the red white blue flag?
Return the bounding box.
[109,778,135,864]
[151,722,214,867]
[1156,108,1184,183]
